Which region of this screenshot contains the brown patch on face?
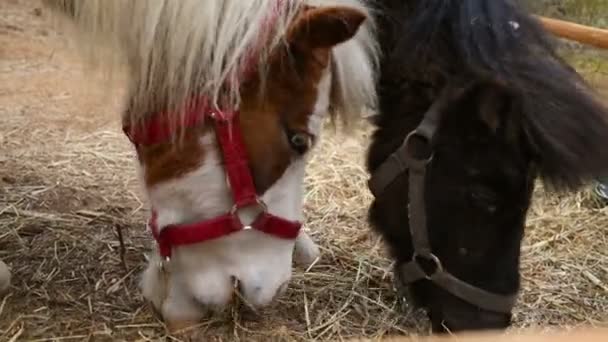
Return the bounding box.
[237,6,367,193]
[237,51,324,193]
[138,126,209,187]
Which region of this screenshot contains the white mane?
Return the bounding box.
[46,0,378,130]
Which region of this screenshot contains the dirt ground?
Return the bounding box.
[1,1,607,341]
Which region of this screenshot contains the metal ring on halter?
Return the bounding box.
[230,198,268,230]
[208,110,219,120]
[230,197,268,215]
[159,256,171,272]
[208,108,230,122]
[403,130,434,167]
[413,252,443,280]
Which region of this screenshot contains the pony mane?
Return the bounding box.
[45,0,378,133]
[387,0,608,190]
[317,0,379,128]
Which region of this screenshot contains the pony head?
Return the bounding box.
[368,0,608,333]
[45,0,378,329]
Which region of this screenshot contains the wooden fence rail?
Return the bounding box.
[537,15,608,49]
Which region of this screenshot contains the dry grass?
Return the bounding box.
[1,1,607,341]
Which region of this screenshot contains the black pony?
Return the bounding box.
[367,0,608,333]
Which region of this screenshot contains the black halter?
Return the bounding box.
[367,85,518,314]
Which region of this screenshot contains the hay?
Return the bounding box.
[1,1,607,340]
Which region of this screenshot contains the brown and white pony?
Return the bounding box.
[42,0,378,330]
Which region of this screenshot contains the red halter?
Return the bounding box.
[123,99,301,258]
[121,0,301,259]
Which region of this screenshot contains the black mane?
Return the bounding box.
[375,0,608,189]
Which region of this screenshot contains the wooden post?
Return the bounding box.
[536,15,608,50]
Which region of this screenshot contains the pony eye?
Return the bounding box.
[288,131,312,155]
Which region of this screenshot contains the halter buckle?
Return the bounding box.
[158,256,171,272]
[413,252,443,280]
[403,130,434,167]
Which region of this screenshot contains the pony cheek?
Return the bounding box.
[239,114,290,194]
[249,144,293,195]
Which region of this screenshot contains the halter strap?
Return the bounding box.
[368,85,519,314]
[209,108,258,207]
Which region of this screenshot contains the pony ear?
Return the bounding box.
[473,84,513,134]
[452,81,516,136]
[287,6,367,50]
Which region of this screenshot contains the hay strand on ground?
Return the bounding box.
[1,1,607,340]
